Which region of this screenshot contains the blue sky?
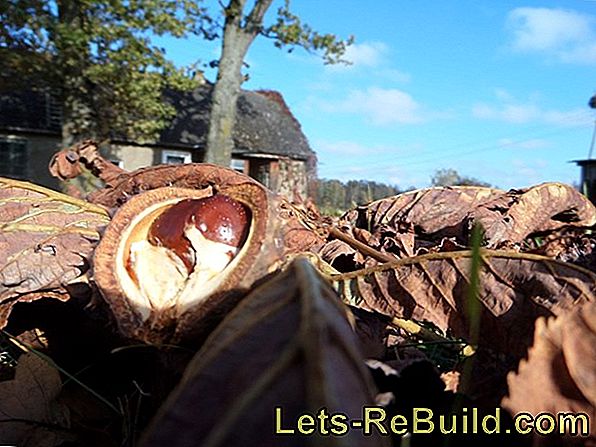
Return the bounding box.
[160,1,596,190]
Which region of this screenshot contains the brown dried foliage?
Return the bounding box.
[0,139,593,445]
[0,177,109,328]
[502,302,596,439]
[0,353,71,446]
[141,258,387,447]
[332,250,596,358]
[329,183,596,267]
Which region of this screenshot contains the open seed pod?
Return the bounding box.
[93,180,322,344]
[49,142,326,343]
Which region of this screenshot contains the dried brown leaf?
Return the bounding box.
[344,186,501,241]
[0,178,110,327]
[343,183,595,250]
[49,140,128,185]
[502,302,596,438]
[350,307,389,359]
[380,229,416,258]
[141,258,387,447]
[532,230,596,272]
[318,239,365,268]
[0,353,71,446]
[476,183,596,247]
[332,250,596,357]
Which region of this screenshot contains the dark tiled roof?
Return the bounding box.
[162,85,314,159]
[0,84,314,160]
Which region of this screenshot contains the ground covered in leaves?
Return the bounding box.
[0,156,595,447]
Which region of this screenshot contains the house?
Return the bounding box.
[574,159,596,203]
[0,84,317,198]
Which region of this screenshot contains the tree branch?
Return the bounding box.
[245,0,274,33]
[224,0,247,22]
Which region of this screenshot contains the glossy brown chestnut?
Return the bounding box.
[92,178,319,344]
[148,195,249,273]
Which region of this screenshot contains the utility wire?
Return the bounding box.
[327,109,593,168]
[323,109,594,170]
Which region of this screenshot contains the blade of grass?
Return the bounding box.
[466,223,484,346]
[442,224,484,447]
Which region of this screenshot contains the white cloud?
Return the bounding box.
[498,138,551,150]
[506,7,596,64]
[344,41,388,67]
[349,88,423,125]
[377,68,412,83]
[314,139,421,160]
[302,86,449,126]
[509,158,549,184]
[472,103,540,123]
[336,87,424,125]
[542,109,593,126]
[472,90,590,126]
[314,139,428,187]
[324,41,411,82]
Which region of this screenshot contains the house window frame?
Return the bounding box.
[162,149,192,165]
[249,159,271,188]
[230,158,246,173]
[0,137,29,180]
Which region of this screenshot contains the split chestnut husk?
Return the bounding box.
[50,141,326,344]
[94,183,281,343]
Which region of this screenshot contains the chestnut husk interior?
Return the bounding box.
[93,182,286,345]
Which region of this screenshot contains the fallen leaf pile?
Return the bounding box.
[0,177,109,327]
[314,183,596,445]
[503,302,596,438]
[0,144,593,446]
[0,353,71,447]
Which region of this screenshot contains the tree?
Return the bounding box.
[204,0,353,166]
[317,178,401,215]
[431,168,492,188]
[0,0,215,144]
[317,179,346,215]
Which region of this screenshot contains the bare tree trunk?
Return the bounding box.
[57,0,92,147]
[56,0,101,196]
[204,0,273,166]
[203,23,251,165]
[62,81,93,146]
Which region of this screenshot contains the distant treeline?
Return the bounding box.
[316,169,493,215]
[316,179,403,214]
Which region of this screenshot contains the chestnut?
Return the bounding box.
[116,192,250,320]
[148,195,249,274]
[91,181,285,343]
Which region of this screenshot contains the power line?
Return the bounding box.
[323,109,594,170]
[326,109,593,169]
[392,124,591,169]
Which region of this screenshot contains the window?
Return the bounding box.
[230,158,245,173]
[249,160,271,188]
[162,150,191,165]
[0,138,28,179]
